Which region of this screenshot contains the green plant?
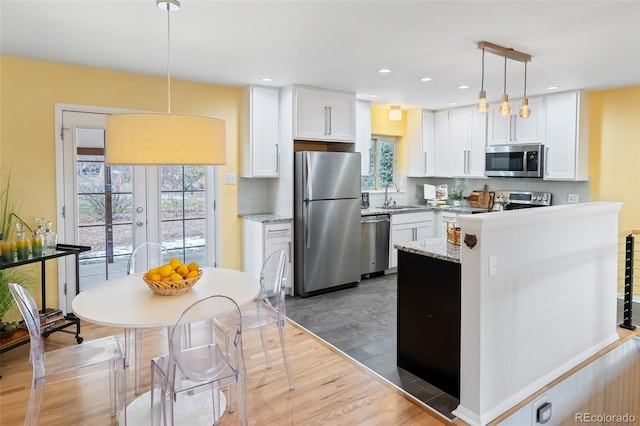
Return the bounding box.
[0,268,34,320]
[0,167,32,240]
[450,189,464,201]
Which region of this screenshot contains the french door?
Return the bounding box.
[57,108,217,312]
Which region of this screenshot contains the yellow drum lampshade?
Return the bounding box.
[105,113,226,165]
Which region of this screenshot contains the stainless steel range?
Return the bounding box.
[504,191,552,210]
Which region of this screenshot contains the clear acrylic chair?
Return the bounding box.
[150,295,247,426]
[242,249,295,390]
[126,241,165,394]
[8,283,127,425]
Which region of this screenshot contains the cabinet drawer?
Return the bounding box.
[264,223,292,239]
[391,211,433,226]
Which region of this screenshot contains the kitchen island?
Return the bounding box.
[394,238,461,399]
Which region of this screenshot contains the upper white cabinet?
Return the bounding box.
[407,110,435,177]
[432,110,450,177]
[544,91,589,181]
[448,106,487,178]
[293,86,355,142]
[356,100,371,175]
[240,85,280,178]
[488,97,545,145]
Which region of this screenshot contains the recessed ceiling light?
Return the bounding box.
[369,94,380,98]
[450,102,459,105]
[260,77,273,82]
[378,68,392,74]
[547,86,560,90]
[458,85,469,89]
[420,77,432,82]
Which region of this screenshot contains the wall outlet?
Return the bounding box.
[532,394,551,425]
[567,193,579,204]
[225,173,237,185]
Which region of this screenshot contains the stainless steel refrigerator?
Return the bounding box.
[294,151,361,297]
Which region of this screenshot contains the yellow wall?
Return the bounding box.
[588,85,640,233]
[371,105,407,173]
[0,56,241,307]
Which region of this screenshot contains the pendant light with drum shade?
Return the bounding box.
[105,0,226,166]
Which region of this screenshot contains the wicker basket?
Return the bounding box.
[143,270,203,296]
[446,222,461,246]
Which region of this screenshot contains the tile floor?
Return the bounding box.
[286,273,460,420]
[286,273,640,421]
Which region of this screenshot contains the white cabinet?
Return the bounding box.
[293,86,355,142]
[243,219,293,290]
[434,210,458,238]
[240,85,280,178]
[356,100,371,175]
[433,110,449,177]
[407,110,435,176]
[544,91,589,181]
[488,97,545,145]
[389,212,434,268]
[447,106,487,178]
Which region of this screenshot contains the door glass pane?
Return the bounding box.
[160,166,206,265]
[75,130,133,290]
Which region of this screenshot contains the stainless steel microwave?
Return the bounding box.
[485,143,544,178]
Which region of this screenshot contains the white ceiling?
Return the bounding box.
[2,0,639,111]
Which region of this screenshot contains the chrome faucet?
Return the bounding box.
[384,181,399,207]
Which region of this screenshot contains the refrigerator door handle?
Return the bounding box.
[306,201,312,249]
[305,152,312,200]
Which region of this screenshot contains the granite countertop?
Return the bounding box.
[394,237,461,263]
[361,205,492,216]
[240,214,292,224]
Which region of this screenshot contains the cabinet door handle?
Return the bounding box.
[287,241,291,260]
[323,106,328,135]
[423,152,427,175]
[510,116,516,141]
[275,143,279,173]
[327,106,332,135]
[545,147,550,176]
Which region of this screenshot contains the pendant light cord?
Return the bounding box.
[503,56,507,94]
[523,61,528,98]
[166,3,171,114]
[480,48,485,91]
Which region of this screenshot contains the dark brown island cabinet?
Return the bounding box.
[396,249,461,399]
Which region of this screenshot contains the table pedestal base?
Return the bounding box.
[122,388,227,425]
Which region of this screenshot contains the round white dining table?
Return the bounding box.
[72,267,260,329]
[72,267,259,395]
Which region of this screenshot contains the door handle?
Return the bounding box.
[306,201,312,249]
[423,152,427,175]
[136,220,144,227]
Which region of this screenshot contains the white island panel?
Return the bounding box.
[453,202,622,426]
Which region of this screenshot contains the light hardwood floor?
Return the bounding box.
[0,318,462,425]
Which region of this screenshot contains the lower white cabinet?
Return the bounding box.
[243,219,293,290]
[389,212,434,269]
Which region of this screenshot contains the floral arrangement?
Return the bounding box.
[449,188,464,201]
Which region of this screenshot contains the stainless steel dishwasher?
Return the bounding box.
[361,214,390,278]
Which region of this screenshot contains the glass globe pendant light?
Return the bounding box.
[477,47,489,113]
[519,60,531,119]
[498,57,511,117]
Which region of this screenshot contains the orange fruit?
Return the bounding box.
[186,270,199,279]
[169,273,184,282]
[176,264,189,278]
[147,267,159,276]
[169,258,182,270]
[150,273,162,281]
[158,264,173,277]
[188,262,199,272]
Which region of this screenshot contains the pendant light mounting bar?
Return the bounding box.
[477,41,531,63]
